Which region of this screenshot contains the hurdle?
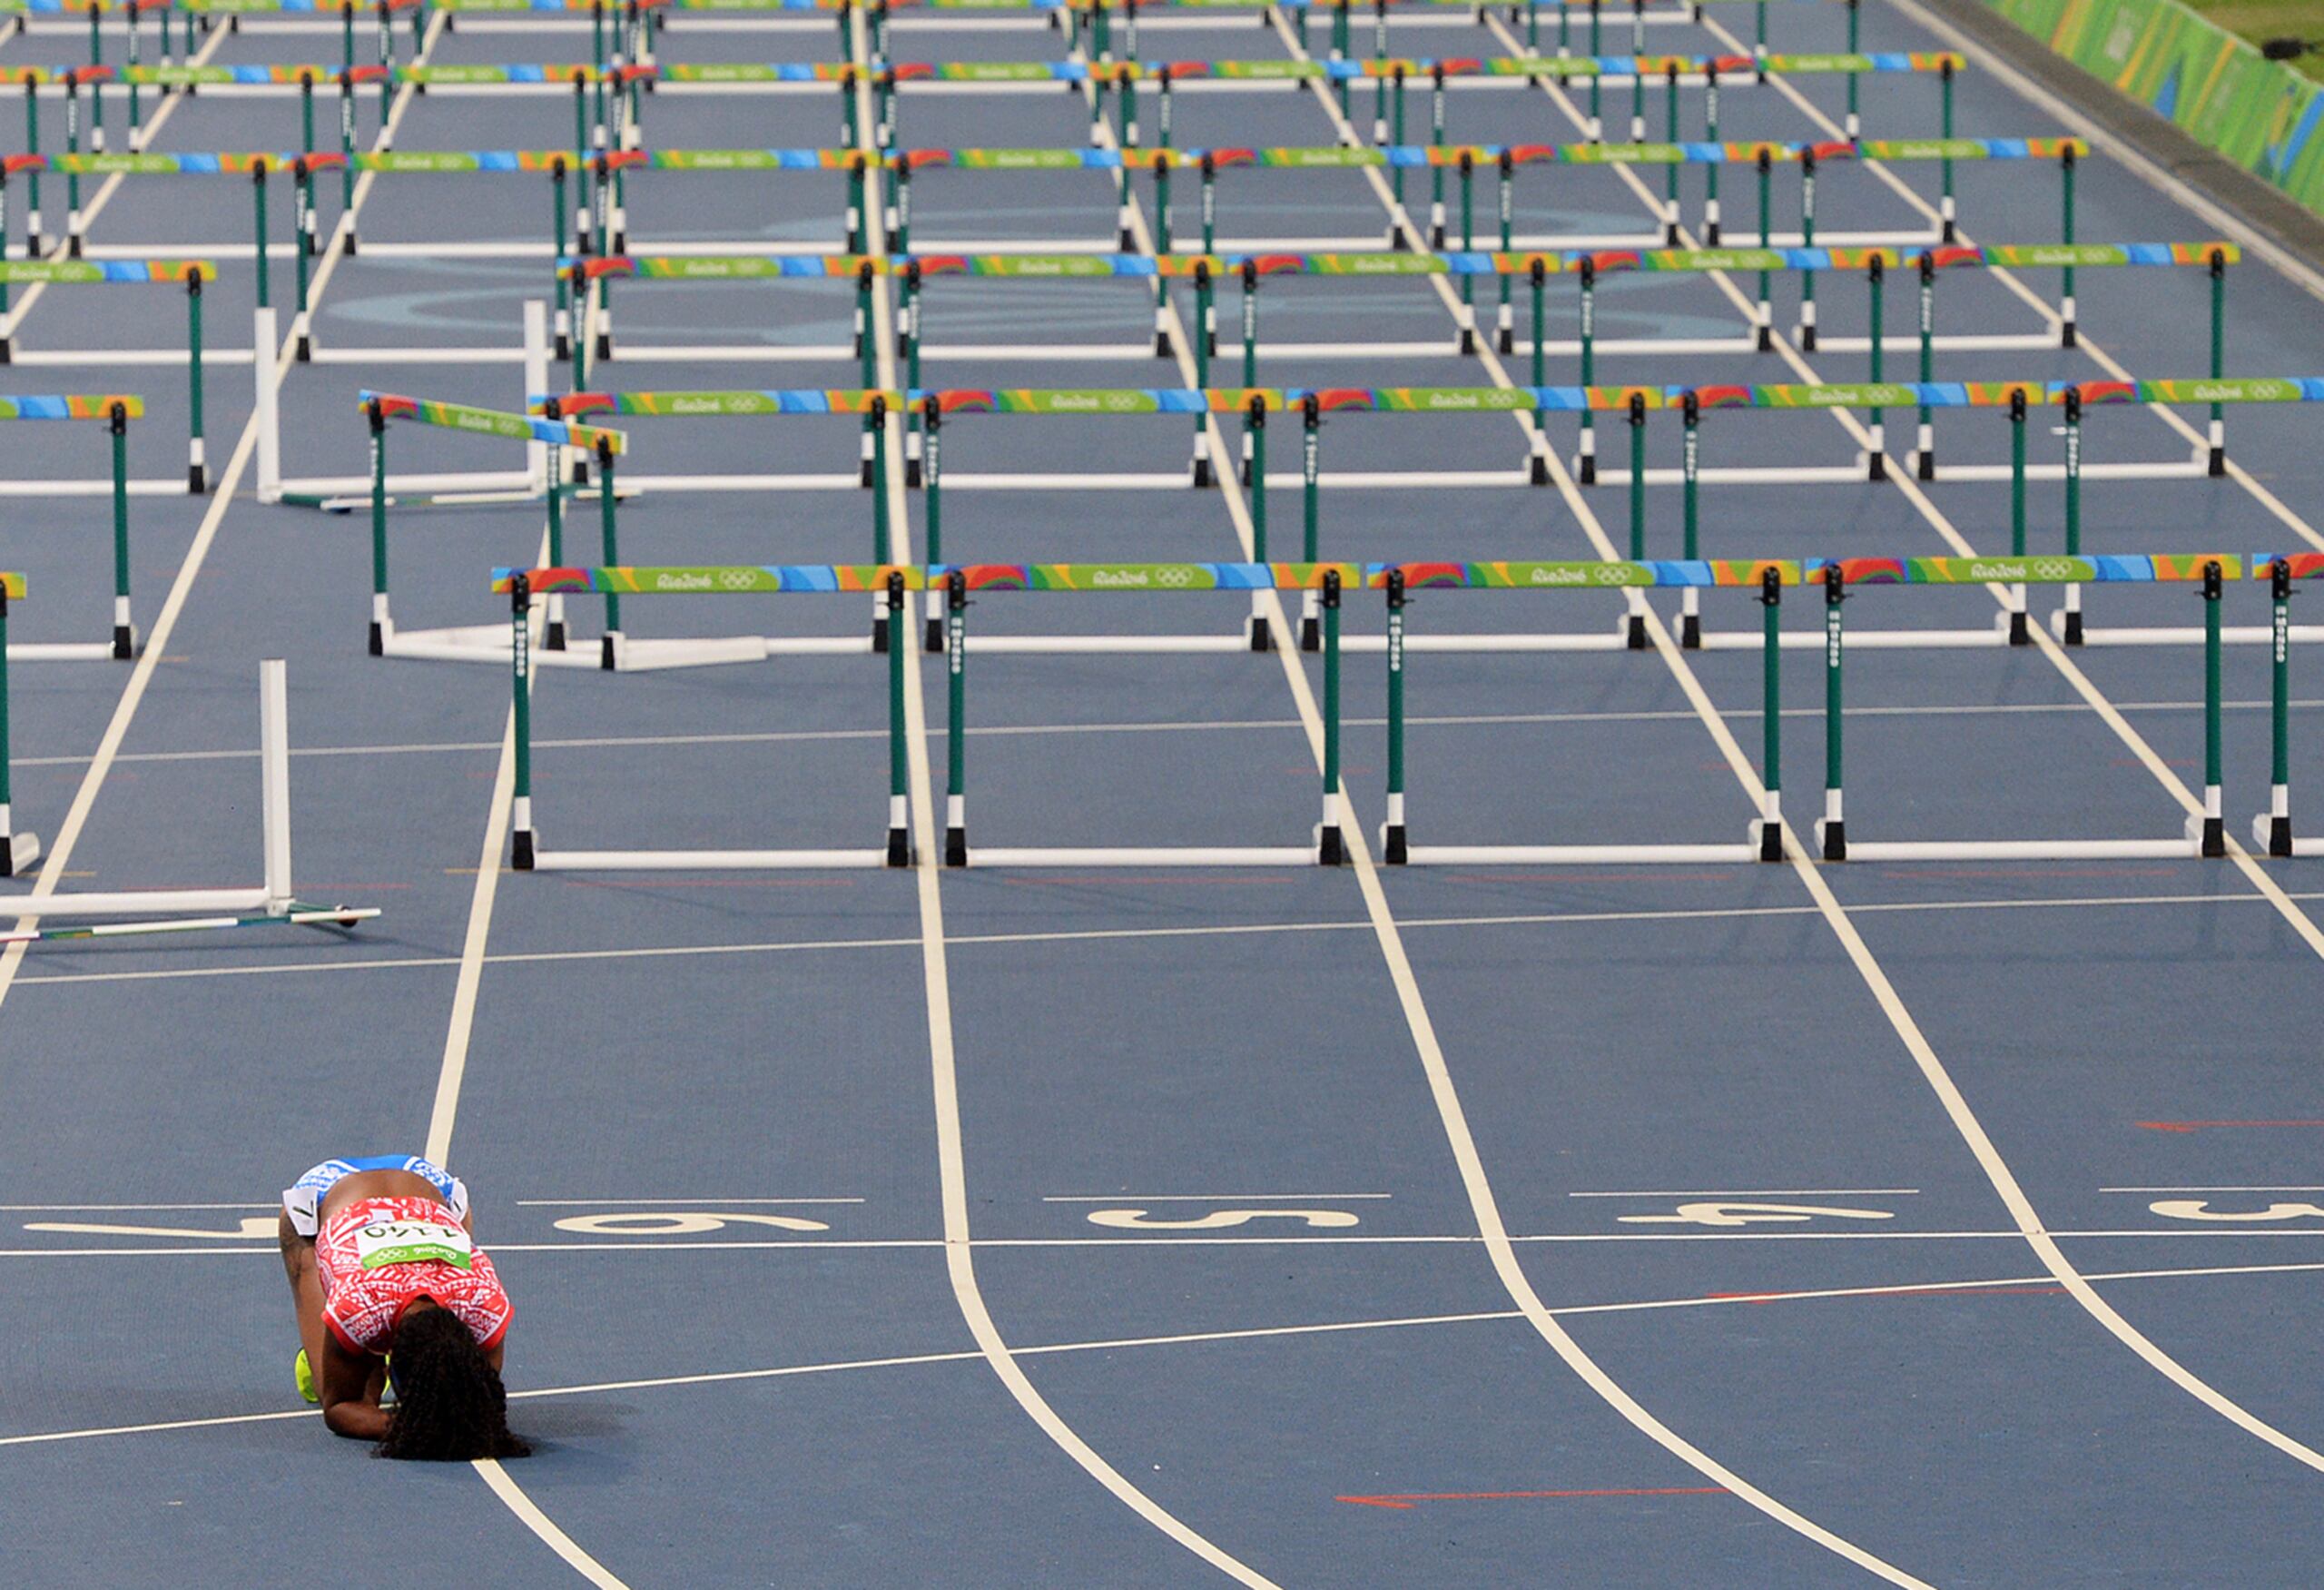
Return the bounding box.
[495,563,913,869]
[935,561,1350,865]
[261,302,553,507]
[1375,558,1787,864]
[0,394,141,660]
[0,645,379,936]
[1813,555,2232,861]
[556,254,872,376]
[2252,554,2324,857]
[0,260,219,492]
[352,384,642,665]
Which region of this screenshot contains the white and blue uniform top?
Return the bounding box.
[282,1155,470,1239]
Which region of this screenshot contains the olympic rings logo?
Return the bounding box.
[1593,564,1632,585]
[2032,559,2076,580]
[1157,568,1195,587]
[719,569,761,590]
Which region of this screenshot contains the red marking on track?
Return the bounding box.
[1338,1487,1724,1510]
[2137,1120,2324,1133]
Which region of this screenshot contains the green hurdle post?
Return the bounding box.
[2208,248,2227,474]
[1625,395,1647,647]
[1390,64,1406,211]
[857,263,878,489]
[1758,566,1783,860]
[85,7,103,160]
[1247,394,1269,569]
[1240,261,1258,484]
[1865,255,1885,479]
[2060,387,2082,644]
[1703,64,1721,242]
[372,0,391,120]
[2007,387,2028,643]
[870,395,891,653]
[1300,393,1321,650]
[124,0,140,135]
[1627,51,1647,145]
[1320,568,1344,864]
[1578,256,1597,483]
[1200,151,1216,253]
[186,270,205,492]
[551,162,571,360]
[1844,0,1860,139]
[1370,1,1388,142]
[1428,62,1445,244]
[1939,59,1956,239]
[591,0,607,153]
[107,400,130,657]
[893,158,913,252]
[1383,567,1406,862]
[1914,251,1935,478]
[339,70,358,250]
[1797,146,1817,350]
[509,572,533,866]
[1586,0,1603,139]
[1494,150,1514,351]
[2263,557,2292,854]
[845,154,865,254]
[24,81,43,259]
[2059,144,2077,346]
[1456,151,1475,351]
[595,436,621,667]
[886,570,910,864]
[903,262,925,481]
[1820,566,1845,857]
[591,155,615,358]
[1529,256,1549,483]
[2201,558,2224,855]
[1191,260,1214,485]
[64,75,82,258]
[1153,156,1174,356]
[943,568,967,864]
[1158,66,1174,153]
[366,397,389,653]
[922,400,945,650]
[1754,0,1768,76]
[251,161,270,310]
[1661,62,1679,240]
[340,0,356,80]
[1754,146,1772,348]
[1679,390,1700,647]
[293,159,315,360]
[300,71,316,169]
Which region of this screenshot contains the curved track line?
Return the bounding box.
[1068,25,1933,1579]
[1467,5,2324,1476]
[859,20,1285,1585]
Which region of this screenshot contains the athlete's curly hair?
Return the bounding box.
[376,1303,529,1462]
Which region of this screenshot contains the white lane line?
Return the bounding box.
[862,24,1282,1587]
[1569,1190,1923,1199]
[17,694,2323,773]
[19,1255,2320,1451]
[6,884,2306,990]
[2102,1187,2324,1194]
[1476,11,2324,1482]
[1107,30,1930,1582]
[1041,1194,1394,1202]
[473,1460,626,1590]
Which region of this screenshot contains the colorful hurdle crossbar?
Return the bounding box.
[352,382,628,664]
[0,260,217,491]
[932,562,1354,864]
[0,635,378,935]
[0,394,139,659]
[494,563,915,869]
[1375,555,2241,865]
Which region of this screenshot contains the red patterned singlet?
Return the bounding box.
[316,1195,513,1356]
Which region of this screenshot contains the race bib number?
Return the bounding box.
[355,1219,474,1271]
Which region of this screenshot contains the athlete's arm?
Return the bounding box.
[318,1333,390,1441]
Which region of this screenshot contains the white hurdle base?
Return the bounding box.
[524,846,893,870]
[379,619,870,671]
[2049,617,2324,648]
[1817,814,2211,862]
[962,845,1318,866]
[1699,614,2017,651]
[0,659,300,914]
[1590,464,1873,487]
[1397,841,1761,864]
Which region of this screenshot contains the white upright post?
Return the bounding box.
[254,306,282,503]
[522,300,549,492]
[259,658,292,909]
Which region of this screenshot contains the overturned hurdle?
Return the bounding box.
[495,563,913,869]
[0,394,139,659]
[934,561,1351,865]
[0,637,379,937]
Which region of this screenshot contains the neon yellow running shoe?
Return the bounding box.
[294,1348,320,1405]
